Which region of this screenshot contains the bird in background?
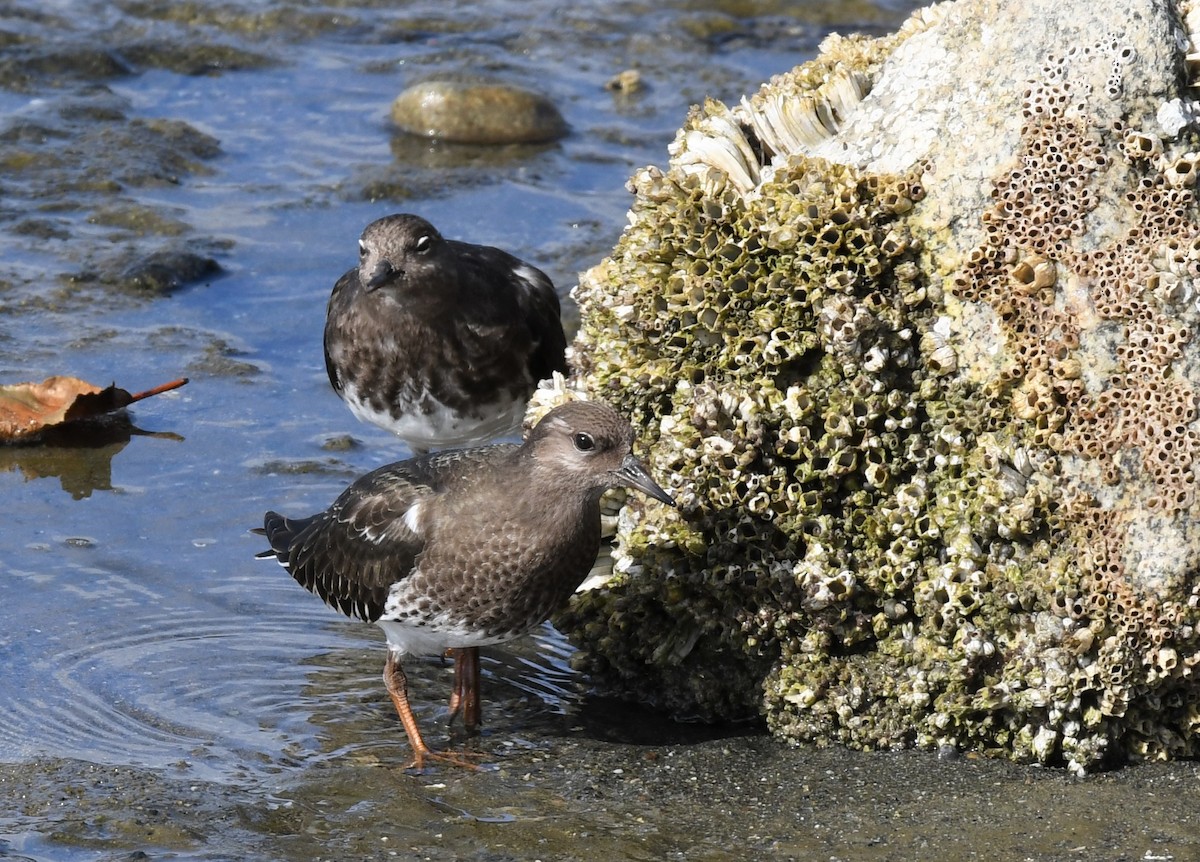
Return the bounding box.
[322,212,570,730]
[256,401,674,770]
[323,212,568,455]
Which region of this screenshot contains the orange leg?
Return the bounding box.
[383,651,479,771]
[447,647,482,731]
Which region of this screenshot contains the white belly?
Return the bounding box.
[342,385,525,450]
[376,618,509,657]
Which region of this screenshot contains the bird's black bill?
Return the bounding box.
[365,261,395,290]
[617,454,675,506]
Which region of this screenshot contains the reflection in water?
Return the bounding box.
[292,620,752,769]
[348,133,563,202]
[296,622,588,766]
[0,414,183,499]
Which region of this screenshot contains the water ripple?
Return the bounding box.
[0,600,349,783]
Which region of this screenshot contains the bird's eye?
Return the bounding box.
[573,432,595,452]
[414,234,432,253]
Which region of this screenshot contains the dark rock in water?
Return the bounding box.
[116,41,277,76]
[348,132,562,202]
[0,47,133,92]
[119,249,222,295]
[390,81,567,145]
[11,219,70,241]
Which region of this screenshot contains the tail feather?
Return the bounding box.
[255,511,312,565]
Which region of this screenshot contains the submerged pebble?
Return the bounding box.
[605,69,645,94]
[118,249,222,295]
[390,81,567,145]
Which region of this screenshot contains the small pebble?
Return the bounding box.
[605,69,644,93]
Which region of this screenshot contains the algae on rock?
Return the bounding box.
[542,0,1200,774]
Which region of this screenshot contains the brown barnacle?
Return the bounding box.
[1148,270,1194,306]
[1010,255,1057,295]
[1054,356,1082,380]
[879,191,914,215]
[1164,153,1200,188]
[1010,376,1051,421]
[1121,130,1162,162]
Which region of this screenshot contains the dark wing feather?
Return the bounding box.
[261,462,432,622]
[450,241,568,383]
[259,446,513,622]
[323,268,361,395]
[511,262,568,382]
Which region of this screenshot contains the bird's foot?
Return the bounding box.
[405,744,491,773]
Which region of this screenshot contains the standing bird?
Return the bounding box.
[323,213,568,454]
[257,401,674,770]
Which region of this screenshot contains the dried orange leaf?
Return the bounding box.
[0,375,188,442]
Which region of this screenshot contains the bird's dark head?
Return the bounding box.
[357,213,448,292]
[526,401,675,506]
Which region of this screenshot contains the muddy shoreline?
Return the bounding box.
[4,724,1198,861]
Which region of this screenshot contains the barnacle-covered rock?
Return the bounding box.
[543,0,1200,774]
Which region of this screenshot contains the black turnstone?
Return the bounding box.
[323,213,568,455]
[256,401,674,769]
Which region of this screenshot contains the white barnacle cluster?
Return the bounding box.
[741,69,871,161]
[669,100,761,196]
[663,10,950,206]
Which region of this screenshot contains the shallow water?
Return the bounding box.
[3,1,1199,860]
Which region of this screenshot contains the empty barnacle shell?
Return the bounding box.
[931,345,959,375]
[1010,255,1057,293]
[739,69,870,157]
[1164,153,1200,188]
[1121,130,1162,162]
[671,100,762,194]
[880,228,910,256]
